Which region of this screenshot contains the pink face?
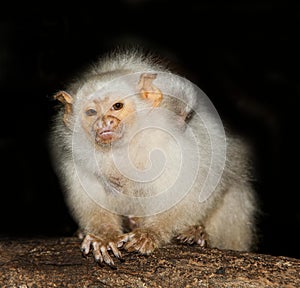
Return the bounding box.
[81,97,136,146]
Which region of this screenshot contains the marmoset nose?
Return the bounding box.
[102,115,120,129]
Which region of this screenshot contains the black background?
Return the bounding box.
[1,0,299,259]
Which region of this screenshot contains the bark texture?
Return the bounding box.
[0,237,299,287]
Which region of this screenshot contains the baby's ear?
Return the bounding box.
[138,73,163,107]
[54,91,73,127]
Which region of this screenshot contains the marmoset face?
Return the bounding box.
[54,73,163,146]
[80,95,136,145]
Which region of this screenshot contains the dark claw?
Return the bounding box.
[81,247,87,254]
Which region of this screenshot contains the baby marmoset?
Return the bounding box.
[50,50,257,266]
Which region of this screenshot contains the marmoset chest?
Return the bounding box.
[93,129,180,198]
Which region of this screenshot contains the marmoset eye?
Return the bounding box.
[112,102,124,110]
[85,108,97,116]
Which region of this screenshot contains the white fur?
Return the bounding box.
[50,50,257,253]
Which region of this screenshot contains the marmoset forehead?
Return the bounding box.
[79,72,143,100]
[87,91,127,102]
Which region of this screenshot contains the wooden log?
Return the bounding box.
[0,237,299,287]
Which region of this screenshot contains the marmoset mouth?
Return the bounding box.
[100,129,114,135]
[96,131,115,143]
[95,128,124,145]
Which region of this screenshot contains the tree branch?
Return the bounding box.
[0,237,299,287]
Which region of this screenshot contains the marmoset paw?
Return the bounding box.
[81,233,126,266]
[123,228,160,255]
[177,225,208,247]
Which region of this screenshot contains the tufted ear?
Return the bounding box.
[138,73,163,107]
[54,91,73,127]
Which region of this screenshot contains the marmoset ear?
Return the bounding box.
[54,91,73,127]
[138,73,163,107]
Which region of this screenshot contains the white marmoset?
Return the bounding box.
[50,49,258,266]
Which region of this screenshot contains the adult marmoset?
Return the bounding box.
[50,50,257,266]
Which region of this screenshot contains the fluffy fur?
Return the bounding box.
[50,49,257,266]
